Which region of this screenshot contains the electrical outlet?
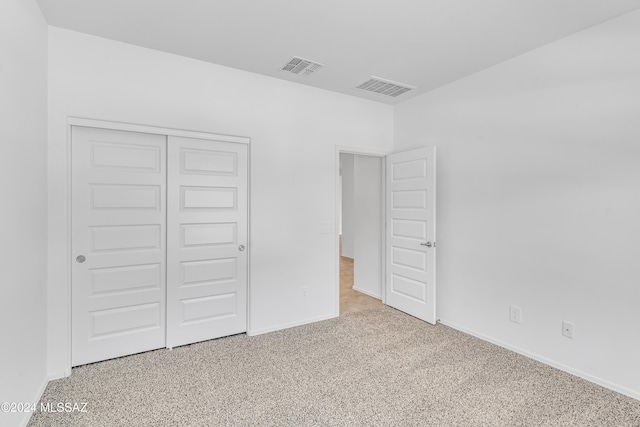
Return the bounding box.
[301,287,309,301]
[562,321,574,339]
[509,306,522,324]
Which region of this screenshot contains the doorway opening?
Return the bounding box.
[338,152,384,316]
[335,145,437,324]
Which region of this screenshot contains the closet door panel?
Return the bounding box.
[167,136,248,348]
[71,126,167,366]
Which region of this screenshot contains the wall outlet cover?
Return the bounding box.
[562,321,574,339]
[509,306,522,324]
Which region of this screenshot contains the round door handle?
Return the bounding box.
[76,255,86,263]
[238,245,245,252]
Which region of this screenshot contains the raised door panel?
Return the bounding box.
[90,225,161,252]
[181,223,237,248]
[90,263,161,294]
[181,148,237,175]
[90,184,162,211]
[181,186,237,210]
[90,142,161,172]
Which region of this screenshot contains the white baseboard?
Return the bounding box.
[438,318,640,401]
[47,369,71,381]
[19,376,49,427]
[247,313,337,336]
[352,286,381,300]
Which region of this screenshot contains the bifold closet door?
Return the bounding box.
[166,136,248,348]
[71,127,167,366]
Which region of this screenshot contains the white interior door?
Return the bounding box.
[72,126,167,366]
[166,136,248,348]
[386,146,436,324]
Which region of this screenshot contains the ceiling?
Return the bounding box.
[36,0,640,104]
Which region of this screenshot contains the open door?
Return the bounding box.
[385,146,436,324]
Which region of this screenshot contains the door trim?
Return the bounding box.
[68,117,250,144]
[64,117,251,374]
[334,145,390,317]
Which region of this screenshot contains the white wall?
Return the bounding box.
[394,10,640,399]
[47,27,393,376]
[0,0,48,426]
[353,155,383,298]
[340,153,355,258]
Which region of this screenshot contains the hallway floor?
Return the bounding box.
[339,236,383,315]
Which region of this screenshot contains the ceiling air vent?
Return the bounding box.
[281,56,324,76]
[356,76,415,97]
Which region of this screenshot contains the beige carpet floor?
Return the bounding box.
[29,307,640,427]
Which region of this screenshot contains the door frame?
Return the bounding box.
[334,145,390,316]
[64,117,252,373]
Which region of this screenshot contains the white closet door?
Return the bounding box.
[71,126,167,366]
[166,136,248,348]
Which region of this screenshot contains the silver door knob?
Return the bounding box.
[238,245,245,252]
[420,242,433,248]
[76,255,86,263]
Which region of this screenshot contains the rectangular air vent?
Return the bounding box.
[281,56,324,76]
[356,76,415,97]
